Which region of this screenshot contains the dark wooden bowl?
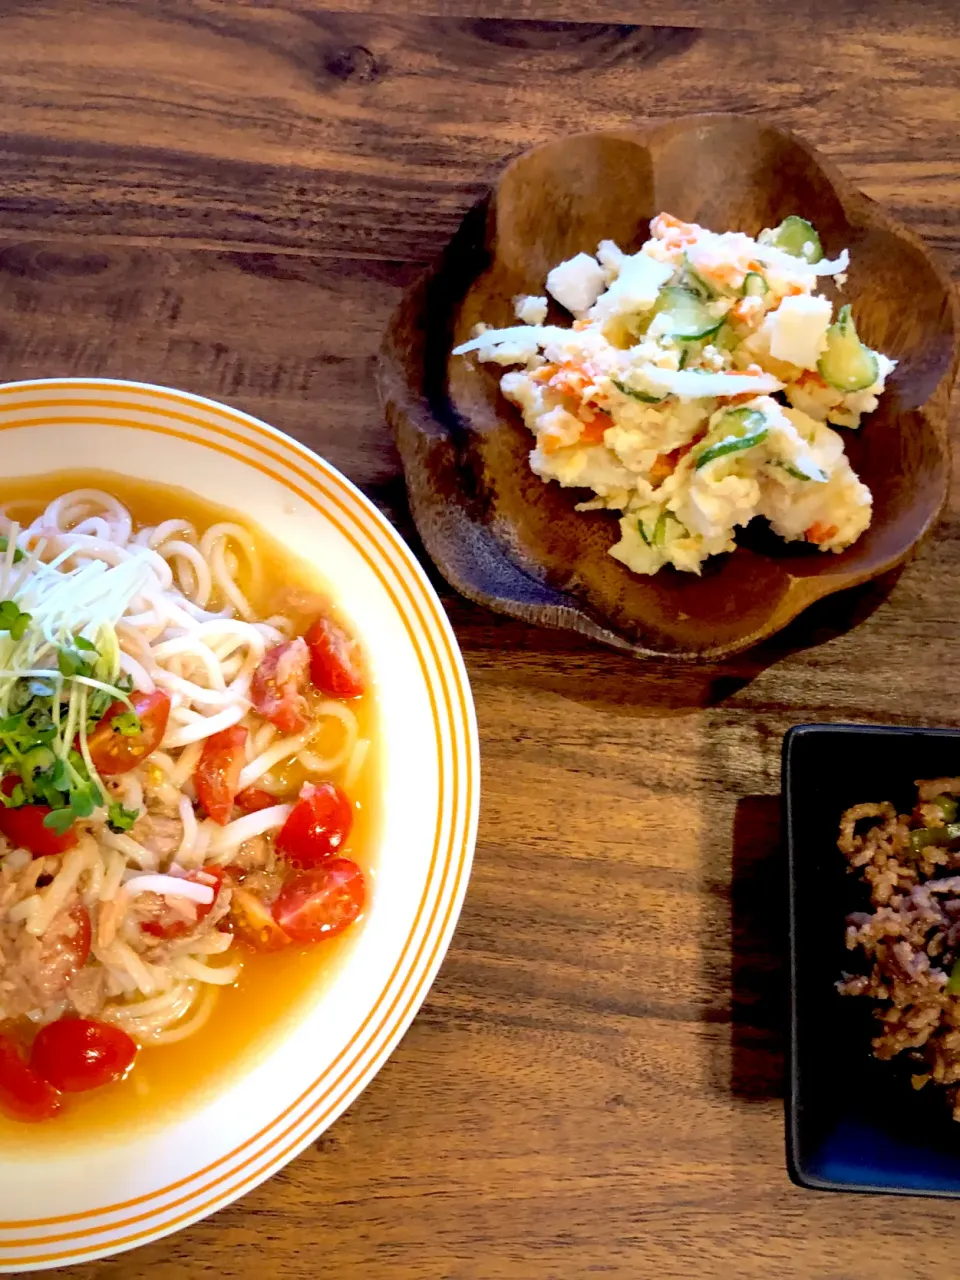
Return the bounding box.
[377,116,960,661]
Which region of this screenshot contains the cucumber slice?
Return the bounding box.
[715,323,741,352]
[817,304,879,392]
[775,460,826,483]
[612,378,666,405]
[653,287,723,341]
[652,509,683,546]
[741,272,768,298]
[695,408,768,470]
[682,254,718,300]
[759,216,823,264]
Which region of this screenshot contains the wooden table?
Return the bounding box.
[1,2,958,1275]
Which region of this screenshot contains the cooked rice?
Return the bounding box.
[838,778,960,1117]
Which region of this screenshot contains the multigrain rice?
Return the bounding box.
[838,779,960,1117]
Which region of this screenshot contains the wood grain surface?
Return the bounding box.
[0,2,958,1276]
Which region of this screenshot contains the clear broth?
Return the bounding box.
[0,470,378,1149]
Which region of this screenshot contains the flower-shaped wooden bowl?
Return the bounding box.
[377,116,960,660]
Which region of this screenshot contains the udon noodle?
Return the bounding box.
[0,489,370,1120]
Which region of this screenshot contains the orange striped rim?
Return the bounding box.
[0,384,476,1263]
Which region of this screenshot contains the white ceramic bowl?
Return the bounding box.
[0,379,479,1272]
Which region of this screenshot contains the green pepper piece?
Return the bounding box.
[947,958,960,995]
[910,823,960,853]
[934,795,959,823]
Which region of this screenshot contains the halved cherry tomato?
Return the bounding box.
[140,868,224,940]
[0,1034,62,1121]
[86,690,171,776]
[276,781,353,868]
[194,725,247,825]
[0,778,77,857]
[234,786,279,815]
[304,617,364,699]
[31,1018,137,1093]
[250,637,310,734]
[271,859,366,943]
[230,886,291,952]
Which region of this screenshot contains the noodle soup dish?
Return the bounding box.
[0,476,376,1130]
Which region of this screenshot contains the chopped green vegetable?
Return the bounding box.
[637,519,651,546]
[694,408,769,470]
[57,646,93,678]
[110,710,142,737]
[909,823,960,854]
[714,323,741,353]
[947,958,960,995]
[0,537,24,565]
[107,802,140,834]
[741,272,768,298]
[775,460,827,483]
[0,600,32,642]
[68,783,100,820]
[0,527,152,831]
[652,287,723,342]
[933,795,959,823]
[0,781,24,809]
[652,509,684,547]
[696,432,768,469]
[759,215,823,264]
[612,378,666,405]
[42,808,76,837]
[681,255,718,300]
[817,304,880,393]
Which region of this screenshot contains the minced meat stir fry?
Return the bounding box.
[838,777,960,1118]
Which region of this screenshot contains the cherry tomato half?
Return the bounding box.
[141,868,224,940]
[86,690,171,776]
[0,778,78,857]
[276,782,353,868]
[31,1018,137,1093]
[250,638,310,734]
[229,886,291,952]
[271,859,366,943]
[234,787,280,815]
[304,617,365,699]
[0,1034,62,1122]
[194,725,248,825]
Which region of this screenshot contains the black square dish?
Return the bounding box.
[785,722,960,1197]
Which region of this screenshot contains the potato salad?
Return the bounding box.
[453,213,895,575]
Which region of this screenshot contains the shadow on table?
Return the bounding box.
[371,479,902,717]
[704,794,788,1102]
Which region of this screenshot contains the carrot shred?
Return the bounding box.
[805,522,838,545]
[579,416,610,444]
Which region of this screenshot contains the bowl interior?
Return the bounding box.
[786,724,960,1196]
[0,379,477,1266]
[391,119,956,659]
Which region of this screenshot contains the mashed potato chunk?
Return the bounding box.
[453,213,894,575]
